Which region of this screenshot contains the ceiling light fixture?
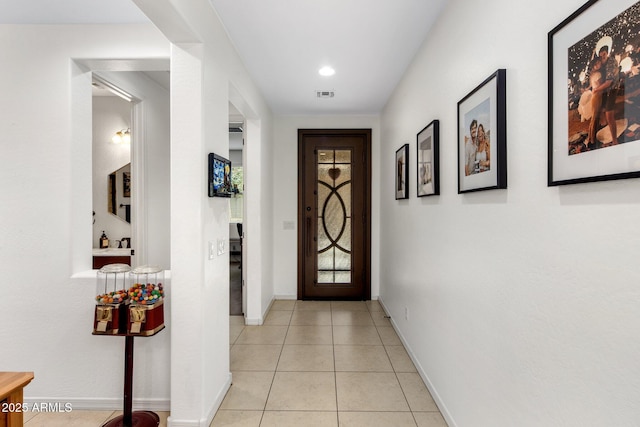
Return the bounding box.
[112,128,131,144]
[318,66,335,77]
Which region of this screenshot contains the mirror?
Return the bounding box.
[108,163,131,223]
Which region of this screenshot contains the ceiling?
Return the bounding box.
[0,0,149,24]
[1,0,447,115]
[209,0,447,114]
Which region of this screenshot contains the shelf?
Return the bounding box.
[92,325,165,337]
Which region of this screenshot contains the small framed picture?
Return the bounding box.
[457,69,507,193]
[548,0,640,185]
[395,144,409,200]
[122,171,131,198]
[416,120,440,197]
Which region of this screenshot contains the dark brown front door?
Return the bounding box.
[298,129,371,300]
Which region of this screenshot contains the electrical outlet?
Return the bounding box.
[217,238,225,256]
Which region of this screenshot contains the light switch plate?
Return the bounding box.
[208,241,215,260]
[217,238,225,256]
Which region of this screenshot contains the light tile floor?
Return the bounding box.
[217,300,448,427]
[23,300,447,427]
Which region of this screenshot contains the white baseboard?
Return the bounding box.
[245,295,276,325]
[23,397,170,412]
[166,419,199,427]
[376,297,457,427]
[244,317,262,325]
[201,372,232,427]
[245,295,296,325]
[167,372,232,427]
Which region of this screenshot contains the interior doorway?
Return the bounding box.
[229,105,245,315]
[297,129,372,300]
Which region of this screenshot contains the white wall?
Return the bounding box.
[380,0,640,426]
[0,24,171,407]
[134,0,275,424]
[272,115,381,299]
[229,149,242,166]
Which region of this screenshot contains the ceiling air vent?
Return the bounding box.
[316,90,335,98]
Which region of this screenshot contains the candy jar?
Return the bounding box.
[128,265,165,335]
[94,263,131,334]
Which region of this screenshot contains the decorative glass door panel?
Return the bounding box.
[317,150,352,284]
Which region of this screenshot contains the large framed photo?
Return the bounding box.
[549,0,640,185]
[416,120,440,197]
[457,69,507,193]
[395,144,409,200]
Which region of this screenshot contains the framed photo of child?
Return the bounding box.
[548,0,640,185]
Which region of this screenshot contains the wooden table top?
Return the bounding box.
[0,372,34,399]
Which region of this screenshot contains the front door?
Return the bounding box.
[298,129,371,300]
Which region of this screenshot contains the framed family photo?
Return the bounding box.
[416,120,440,197]
[395,144,409,200]
[548,0,640,185]
[457,69,507,193]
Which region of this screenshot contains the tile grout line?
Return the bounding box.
[372,305,417,422]
[371,303,425,422]
[331,302,340,426]
[257,307,292,426]
[230,301,435,426]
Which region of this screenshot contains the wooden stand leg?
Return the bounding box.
[102,336,159,427]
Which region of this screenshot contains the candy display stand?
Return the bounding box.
[93,264,165,427]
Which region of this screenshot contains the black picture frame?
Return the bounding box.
[416,120,440,197]
[395,144,409,200]
[123,171,131,198]
[208,153,232,198]
[457,69,507,193]
[548,0,640,186]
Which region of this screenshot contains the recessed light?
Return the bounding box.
[318,66,335,77]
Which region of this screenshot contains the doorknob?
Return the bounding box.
[306,206,311,212]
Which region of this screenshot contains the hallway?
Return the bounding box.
[20,300,446,427]
[214,300,447,426]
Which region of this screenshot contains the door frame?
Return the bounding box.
[297,129,372,300]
